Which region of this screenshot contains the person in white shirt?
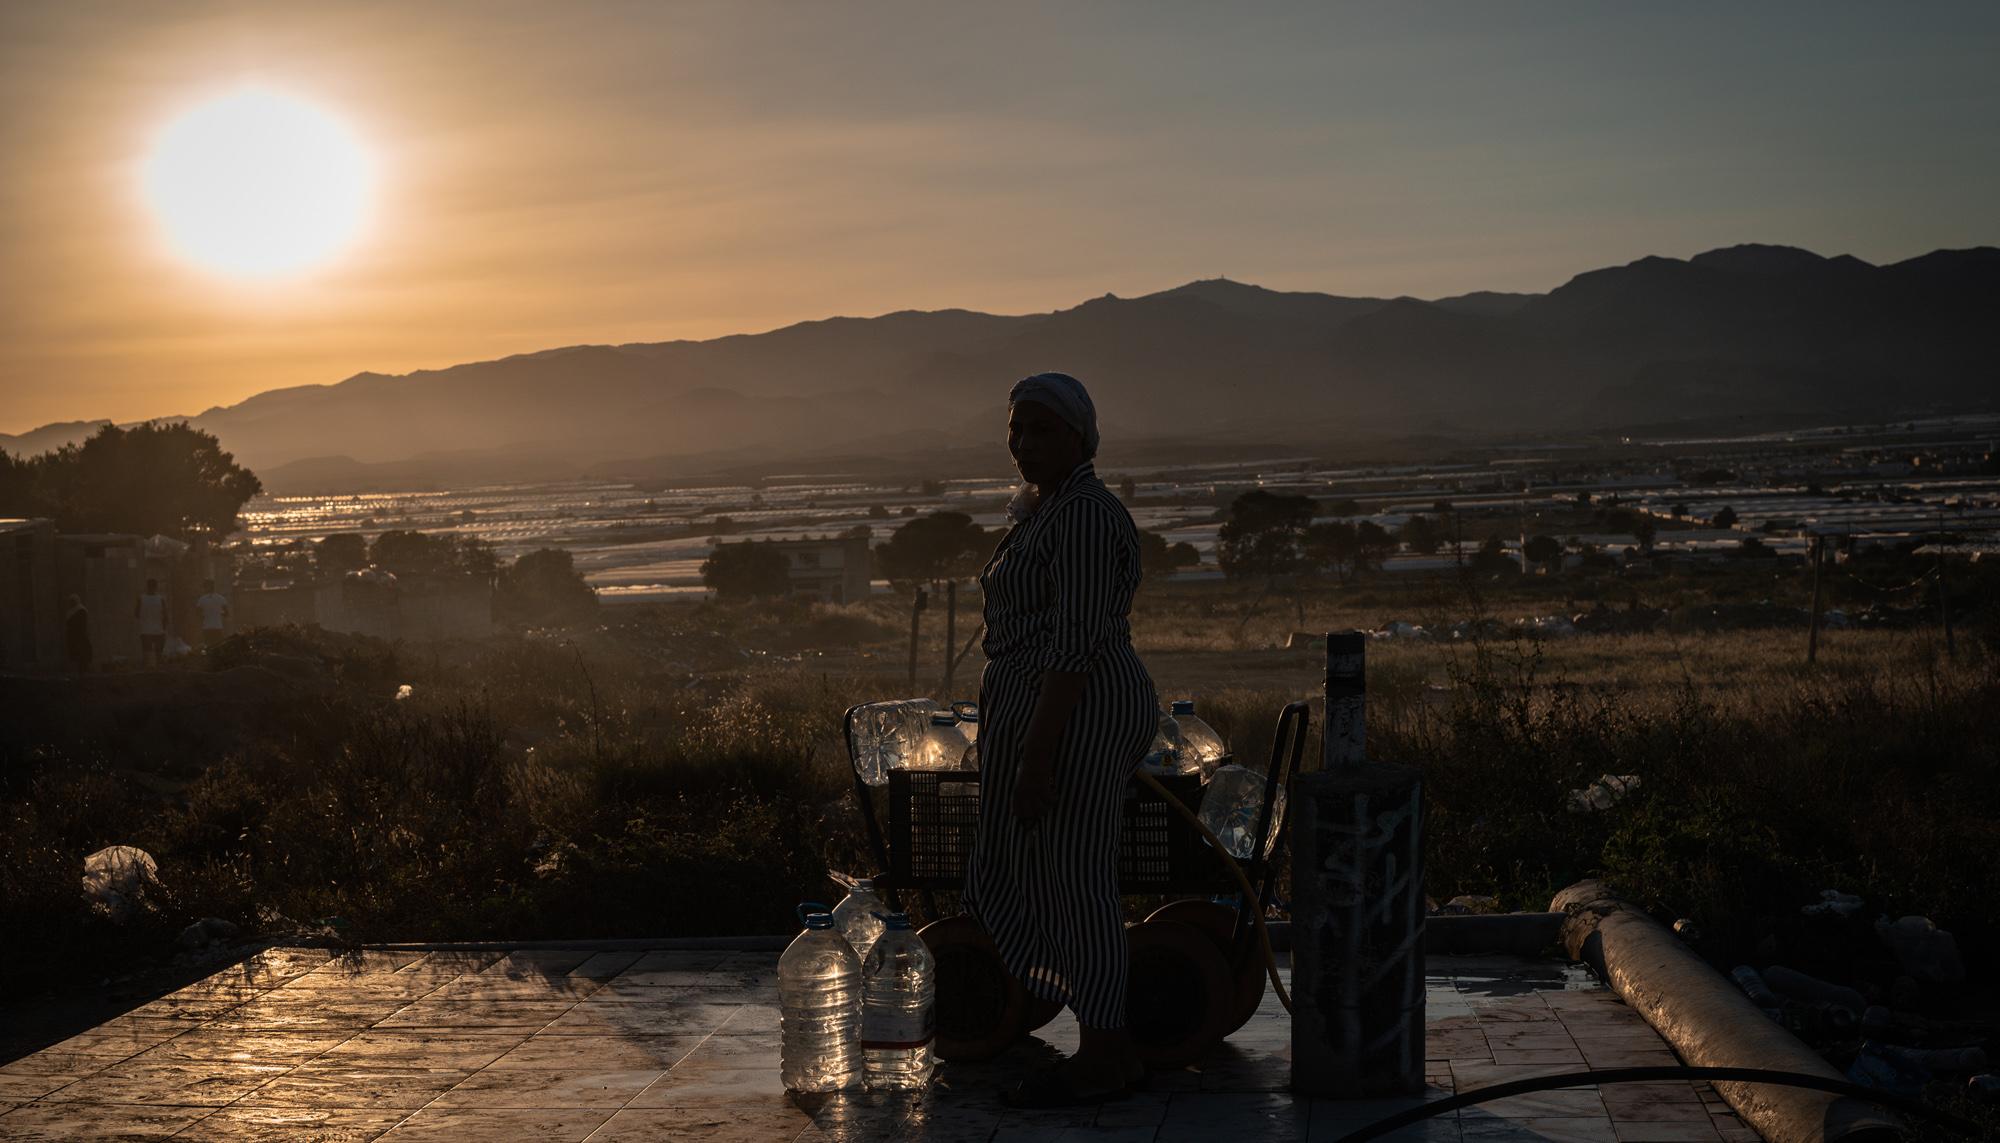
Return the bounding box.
[135,579,167,665]
[195,578,230,649]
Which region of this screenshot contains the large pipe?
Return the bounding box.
[1551,880,1902,1143]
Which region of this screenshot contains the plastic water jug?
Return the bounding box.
[861,913,936,1090]
[832,880,888,961]
[1140,710,1195,775]
[1199,763,1282,859]
[910,713,973,771]
[779,903,861,1092]
[1169,700,1228,779]
[950,701,979,742]
[850,699,941,786]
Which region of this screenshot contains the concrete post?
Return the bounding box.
[1292,631,1426,1098]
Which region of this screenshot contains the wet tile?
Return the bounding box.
[268,976,448,1002]
[43,1059,293,1106]
[486,1033,701,1071]
[620,951,730,974]
[587,1105,813,1141]
[48,1022,192,1058]
[1608,1124,1720,1142]
[209,999,412,1033]
[373,1106,614,1140]
[0,1101,213,1139]
[242,1064,478,1109]
[135,1029,354,1066]
[717,1004,782,1035]
[314,1031,523,1070]
[428,1066,665,1108]
[1579,1046,1678,1068]
[173,1105,409,1141]
[627,1064,792,1108]
[1160,1092,1311,1142]
[1497,1119,1616,1142]
[538,1001,739,1036]
[568,951,644,981]
[1488,1048,1586,1066]
[0,1072,90,1101]
[1476,1088,1607,1119]
[373,1000,574,1030]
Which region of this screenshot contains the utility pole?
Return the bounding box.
[1937,505,1954,658]
[941,581,957,696]
[1808,535,1824,663]
[907,587,928,691]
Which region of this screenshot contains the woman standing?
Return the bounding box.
[963,372,1158,1105]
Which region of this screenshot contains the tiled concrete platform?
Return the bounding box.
[0,946,1756,1141]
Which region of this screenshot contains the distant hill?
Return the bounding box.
[10,244,1997,491]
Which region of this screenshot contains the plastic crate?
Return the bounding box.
[886,768,1231,893]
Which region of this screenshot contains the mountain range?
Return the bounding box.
[6,243,1995,491]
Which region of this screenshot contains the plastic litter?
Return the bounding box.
[395,684,414,701]
[1875,915,1966,984]
[1566,774,1641,813]
[82,845,160,922]
[1802,889,1864,918]
[1762,965,1867,1020]
[1848,1040,1930,1096]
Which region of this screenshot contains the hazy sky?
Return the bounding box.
[3,1,1996,433]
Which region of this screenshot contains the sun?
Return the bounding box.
[141,86,377,280]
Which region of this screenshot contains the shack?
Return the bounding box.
[0,518,62,672]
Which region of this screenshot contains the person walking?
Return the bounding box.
[194,578,230,649]
[962,372,1158,1106]
[135,579,167,666]
[64,594,92,674]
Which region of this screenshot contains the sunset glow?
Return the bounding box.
[140,87,376,279]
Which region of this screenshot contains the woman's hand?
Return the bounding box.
[1013,747,1058,821]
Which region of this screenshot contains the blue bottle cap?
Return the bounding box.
[875,912,913,930]
[797,902,835,928]
[1171,700,1196,715]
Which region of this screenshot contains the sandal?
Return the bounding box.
[1001,1065,1133,1108]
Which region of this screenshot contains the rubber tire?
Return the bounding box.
[1125,918,1232,1069]
[918,914,1027,1062]
[1146,899,1268,1035]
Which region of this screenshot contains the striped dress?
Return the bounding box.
[963,461,1158,1030]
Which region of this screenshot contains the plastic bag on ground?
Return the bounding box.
[83,845,161,922]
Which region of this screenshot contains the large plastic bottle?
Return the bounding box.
[950,701,980,743]
[1169,700,1228,779]
[851,699,941,785]
[1199,763,1283,860]
[861,913,936,1091]
[831,880,888,961]
[1140,710,1191,775]
[911,713,973,770]
[779,904,861,1093]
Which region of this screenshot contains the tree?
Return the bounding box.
[1322,497,1363,517]
[867,504,890,519]
[1712,505,1739,529]
[1216,490,1314,581]
[1119,477,1137,502]
[1470,537,1515,575]
[876,511,993,587]
[1136,529,1199,577]
[369,530,496,579]
[3,423,261,540]
[1356,520,1398,571]
[1397,514,1442,556]
[1737,537,1774,559]
[496,548,599,625]
[701,541,790,600]
[1630,516,1658,553]
[1523,534,1565,573]
[318,532,369,575]
[1303,521,1359,582]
